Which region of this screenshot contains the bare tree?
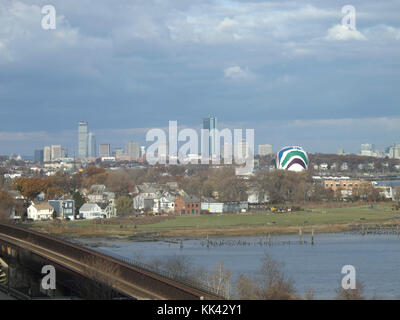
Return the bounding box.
[303,288,315,300]
[335,280,365,300]
[235,253,298,300]
[201,259,232,298]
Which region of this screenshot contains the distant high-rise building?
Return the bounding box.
[158,142,168,160]
[126,141,140,159]
[140,146,146,159]
[87,132,96,158]
[43,146,51,162]
[389,144,400,159]
[51,145,62,161]
[258,144,273,156]
[338,148,345,155]
[203,117,217,156]
[99,144,110,157]
[61,147,68,158]
[360,143,375,156]
[34,149,44,163]
[237,139,249,159]
[112,148,124,157]
[78,121,89,159]
[221,142,233,160]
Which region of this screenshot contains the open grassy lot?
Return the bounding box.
[24,203,400,238]
[137,204,398,230]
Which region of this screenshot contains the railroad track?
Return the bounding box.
[0,222,223,300]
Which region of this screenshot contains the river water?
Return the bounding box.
[74,232,400,300]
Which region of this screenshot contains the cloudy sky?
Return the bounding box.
[0,0,399,156]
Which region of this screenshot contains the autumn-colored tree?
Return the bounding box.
[82,168,109,187]
[13,177,48,201]
[0,189,15,220]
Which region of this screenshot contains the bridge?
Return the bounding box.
[0,223,223,300]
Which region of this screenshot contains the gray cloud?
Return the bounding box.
[0,0,399,155]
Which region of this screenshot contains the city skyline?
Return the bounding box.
[17,118,400,161]
[7,118,400,159]
[0,1,399,155]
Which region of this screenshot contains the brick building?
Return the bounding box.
[174,196,201,215]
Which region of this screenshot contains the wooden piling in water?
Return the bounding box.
[311,229,314,245]
[299,228,303,243]
[180,239,183,249]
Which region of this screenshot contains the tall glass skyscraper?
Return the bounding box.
[78,121,88,159]
[34,149,44,163]
[87,132,96,157]
[203,116,217,156]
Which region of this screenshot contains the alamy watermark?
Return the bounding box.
[41,5,56,30]
[145,121,254,176]
[341,265,356,290]
[342,5,356,30]
[41,264,56,290]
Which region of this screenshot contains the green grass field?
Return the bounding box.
[135,205,398,231]
[25,204,400,236]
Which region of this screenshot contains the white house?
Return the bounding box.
[27,203,54,221]
[97,202,116,218]
[153,195,176,214]
[247,189,270,204]
[79,203,104,219]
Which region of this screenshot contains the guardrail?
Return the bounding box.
[93,247,223,297]
[0,222,223,300]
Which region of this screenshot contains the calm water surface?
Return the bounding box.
[74,232,400,299]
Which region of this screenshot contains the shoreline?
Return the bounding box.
[43,220,399,241]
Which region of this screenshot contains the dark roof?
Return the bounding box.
[180,195,200,203]
[96,202,108,210]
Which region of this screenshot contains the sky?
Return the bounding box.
[0,0,399,156]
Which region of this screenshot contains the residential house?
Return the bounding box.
[133,182,185,211]
[87,184,107,202]
[48,199,75,220]
[79,203,104,219]
[154,195,176,214]
[27,202,54,221]
[97,202,116,218]
[247,188,269,204]
[373,182,394,200]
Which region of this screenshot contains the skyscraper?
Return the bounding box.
[51,145,62,161]
[34,149,44,163]
[126,141,140,159]
[360,143,375,156]
[140,146,146,159]
[43,146,51,162]
[87,132,96,158]
[99,144,111,157]
[78,121,89,159]
[203,116,217,156]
